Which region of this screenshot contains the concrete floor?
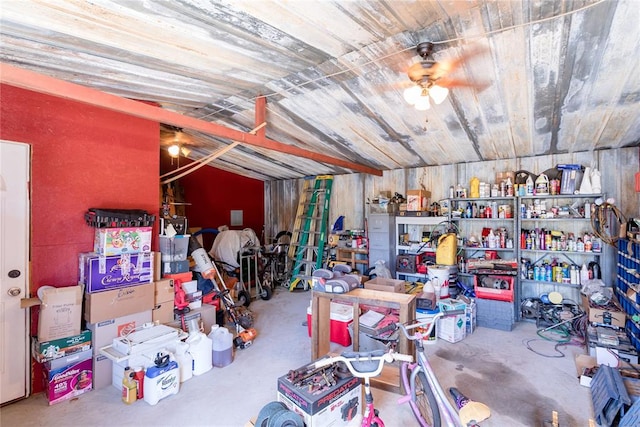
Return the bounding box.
[0,288,594,426]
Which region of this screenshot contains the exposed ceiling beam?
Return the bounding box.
[0,63,383,176]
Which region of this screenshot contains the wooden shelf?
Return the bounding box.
[335,247,369,271]
[310,288,416,393]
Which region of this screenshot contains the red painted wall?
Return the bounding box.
[0,84,160,393]
[160,155,264,250]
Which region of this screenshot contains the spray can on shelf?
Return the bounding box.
[122,367,137,404]
[580,264,590,284]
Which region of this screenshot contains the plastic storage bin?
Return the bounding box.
[307,302,353,346]
[159,235,190,262]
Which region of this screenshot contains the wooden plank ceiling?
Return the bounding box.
[1,0,638,181]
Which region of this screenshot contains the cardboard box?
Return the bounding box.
[153,301,175,324]
[92,353,112,390]
[406,190,431,211]
[364,277,405,293]
[277,360,362,426]
[38,286,83,342]
[84,283,154,324]
[43,349,93,405]
[437,300,467,343]
[154,278,175,304]
[582,293,625,328]
[575,354,597,387]
[79,252,154,293]
[94,227,152,256]
[32,330,92,363]
[87,310,153,355]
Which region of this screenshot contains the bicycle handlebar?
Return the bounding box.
[398,309,466,341]
[313,350,413,379]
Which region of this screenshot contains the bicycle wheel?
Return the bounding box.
[413,370,442,427]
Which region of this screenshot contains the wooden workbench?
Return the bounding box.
[310,288,416,393]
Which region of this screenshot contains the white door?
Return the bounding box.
[0,141,30,404]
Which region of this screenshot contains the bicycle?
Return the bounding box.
[397,310,490,427]
[313,349,413,427]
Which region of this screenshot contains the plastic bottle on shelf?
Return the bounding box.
[487,229,497,249]
[580,263,590,284]
[526,175,534,195]
[470,177,480,198]
[506,177,514,196]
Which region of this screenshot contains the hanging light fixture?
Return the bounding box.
[167,144,180,158]
[429,84,449,104]
[414,89,431,111]
[404,83,449,110]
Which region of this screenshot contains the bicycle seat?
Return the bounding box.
[341,350,386,373]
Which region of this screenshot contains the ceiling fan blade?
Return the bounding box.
[438,44,489,75]
[436,77,490,91]
[376,80,414,92]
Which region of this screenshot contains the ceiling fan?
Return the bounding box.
[403,42,488,110]
[160,125,196,158]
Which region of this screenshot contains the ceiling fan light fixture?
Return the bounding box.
[180,146,191,157]
[429,84,449,104]
[168,144,180,158]
[403,85,422,105]
[414,93,431,111]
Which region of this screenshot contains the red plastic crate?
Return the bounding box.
[474,274,514,302]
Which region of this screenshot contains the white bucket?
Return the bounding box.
[428,265,452,298]
[186,332,213,376]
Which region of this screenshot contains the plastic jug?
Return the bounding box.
[174,341,193,382]
[186,331,213,375]
[535,173,549,195]
[436,233,457,265]
[469,177,480,198]
[210,325,234,368]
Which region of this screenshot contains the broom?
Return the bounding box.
[449,387,491,426]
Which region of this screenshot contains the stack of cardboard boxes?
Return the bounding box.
[81,226,156,390]
[33,285,92,405]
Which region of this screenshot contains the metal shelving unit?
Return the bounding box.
[394,215,448,282]
[449,196,520,318]
[518,193,606,303]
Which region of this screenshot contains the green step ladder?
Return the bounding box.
[288,175,333,291]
